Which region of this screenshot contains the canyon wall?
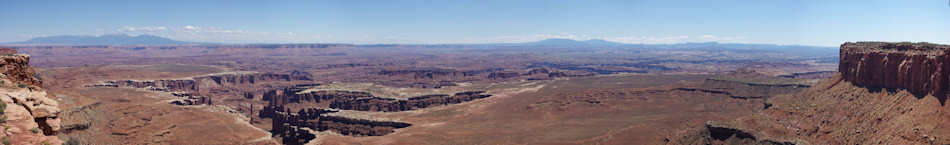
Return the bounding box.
[699,78,809,99]
[93,72,311,91]
[260,86,490,144]
[839,42,950,104]
[262,107,412,145]
[264,89,491,112]
[375,67,574,88]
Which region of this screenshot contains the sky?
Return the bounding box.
[0,0,947,46]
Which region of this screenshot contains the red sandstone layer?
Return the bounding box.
[839,42,950,104]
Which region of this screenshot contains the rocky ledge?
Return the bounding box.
[262,107,411,145]
[0,48,63,145]
[264,88,491,112]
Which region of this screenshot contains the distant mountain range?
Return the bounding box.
[8,34,197,45]
[518,38,626,46]
[3,35,837,55]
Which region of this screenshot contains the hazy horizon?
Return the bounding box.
[2,0,948,46]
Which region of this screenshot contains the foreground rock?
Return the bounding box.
[0,48,63,145]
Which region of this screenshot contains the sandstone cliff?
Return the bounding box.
[0,48,63,145]
[263,107,411,145]
[90,72,311,93]
[839,42,950,104]
[668,42,950,145]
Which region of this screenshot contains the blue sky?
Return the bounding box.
[1,0,947,46]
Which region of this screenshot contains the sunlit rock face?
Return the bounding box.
[839,42,950,104]
[0,48,63,145]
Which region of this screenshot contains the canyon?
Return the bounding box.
[259,85,493,144]
[0,40,843,144]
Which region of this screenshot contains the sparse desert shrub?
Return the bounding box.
[1,101,7,123]
[16,83,26,88]
[64,137,80,145]
[31,127,39,133]
[1,136,9,145]
[0,100,6,114]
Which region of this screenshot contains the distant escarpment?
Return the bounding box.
[691,78,809,99]
[86,71,312,105]
[90,72,311,92]
[839,42,950,104]
[259,85,491,144]
[263,88,491,112]
[262,108,411,145]
[375,67,581,88]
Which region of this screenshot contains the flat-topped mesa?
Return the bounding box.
[839,42,950,104]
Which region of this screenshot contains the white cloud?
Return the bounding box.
[117,26,168,32]
[184,25,200,31]
[478,33,748,44]
[109,25,315,43]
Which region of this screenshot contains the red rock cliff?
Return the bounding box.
[0,48,41,87]
[839,42,950,104]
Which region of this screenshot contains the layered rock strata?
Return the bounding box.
[89,72,312,93]
[260,85,490,144]
[0,48,63,145]
[263,107,411,145]
[839,42,950,104]
[263,89,491,112]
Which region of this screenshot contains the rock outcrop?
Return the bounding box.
[488,72,520,80]
[669,42,950,145]
[92,79,197,92]
[90,72,311,91]
[87,71,313,103]
[263,107,411,145]
[168,92,213,105]
[696,78,809,99]
[264,89,491,112]
[0,48,63,145]
[0,48,42,87]
[378,68,470,80]
[259,85,490,144]
[839,42,950,104]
